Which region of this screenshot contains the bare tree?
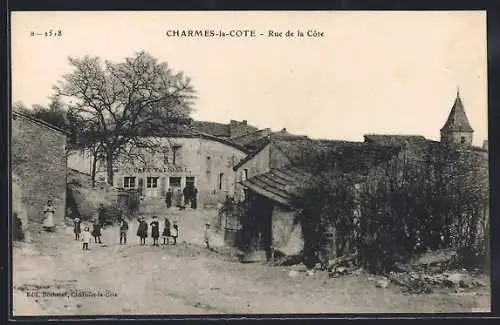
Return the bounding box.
[54,51,196,185]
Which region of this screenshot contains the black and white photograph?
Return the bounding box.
[10,11,490,315]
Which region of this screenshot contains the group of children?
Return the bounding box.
[136,216,179,246]
[72,215,212,251]
[72,217,104,250]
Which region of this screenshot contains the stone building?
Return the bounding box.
[68,124,251,207]
[440,89,474,147]
[233,135,403,261]
[232,130,325,201]
[232,89,489,261]
[12,111,67,229]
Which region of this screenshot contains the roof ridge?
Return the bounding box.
[12,110,68,134]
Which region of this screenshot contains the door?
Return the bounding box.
[145,176,160,198]
[169,177,181,191]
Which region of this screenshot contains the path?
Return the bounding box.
[12,210,490,316]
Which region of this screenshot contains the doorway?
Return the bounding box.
[244,193,274,260]
[145,176,159,197]
[169,177,181,191]
[186,176,195,187]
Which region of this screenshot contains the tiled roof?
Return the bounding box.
[233,133,327,171]
[271,136,326,162]
[363,134,427,146]
[241,166,313,206]
[191,121,231,137]
[147,125,249,153]
[231,128,273,147]
[229,121,259,138]
[440,92,474,133]
[300,142,404,175]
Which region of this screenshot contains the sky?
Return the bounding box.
[11,11,487,146]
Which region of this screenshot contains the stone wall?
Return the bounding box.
[269,143,293,169]
[11,113,67,227]
[234,144,271,201]
[12,174,29,241]
[67,150,94,174]
[440,130,473,147]
[229,120,258,138]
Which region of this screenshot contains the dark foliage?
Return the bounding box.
[291,144,489,274]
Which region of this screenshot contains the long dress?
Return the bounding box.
[151,221,160,239]
[43,204,55,230]
[162,219,171,237]
[137,221,148,238]
[165,191,172,208]
[92,223,101,237]
[191,188,198,209]
[73,218,81,234]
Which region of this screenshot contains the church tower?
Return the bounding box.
[440,88,474,147]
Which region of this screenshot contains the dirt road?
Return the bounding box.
[12,212,490,316]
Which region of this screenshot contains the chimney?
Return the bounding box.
[242,120,247,125]
[281,128,287,133]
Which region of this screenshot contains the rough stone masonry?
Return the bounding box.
[11,111,67,230]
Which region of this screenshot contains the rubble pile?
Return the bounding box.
[327,254,358,278]
[388,270,486,294]
[281,249,486,296]
[387,249,486,294]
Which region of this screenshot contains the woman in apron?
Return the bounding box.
[42,200,56,232]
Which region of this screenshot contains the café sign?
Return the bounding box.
[133,166,189,173]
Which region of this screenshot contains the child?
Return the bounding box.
[162,217,171,245]
[204,223,211,250]
[150,216,160,246]
[73,217,81,240]
[81,227,91,250]
[137,217,148,245]
[119,217,129,245]
[171,223,179,245]
[92,219,102,244]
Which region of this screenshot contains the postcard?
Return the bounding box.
[10,11,489,316]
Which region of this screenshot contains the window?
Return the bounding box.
[219,173,225,191]
[146,177,159,188]
[123,177,136,188]
[169,177,181,188]
[172,145,181,165]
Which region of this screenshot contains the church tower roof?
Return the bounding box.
[440,88,474,133]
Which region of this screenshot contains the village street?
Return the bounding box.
[13,210,490,316]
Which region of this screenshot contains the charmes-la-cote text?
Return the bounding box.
[165,29,325,38]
